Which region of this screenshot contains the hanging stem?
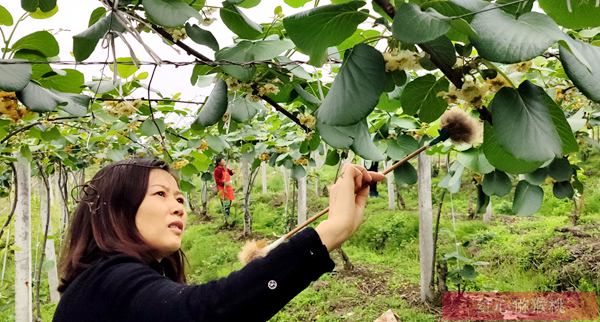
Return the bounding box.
[0,163,18,241]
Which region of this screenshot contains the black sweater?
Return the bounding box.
[53,228,335,322]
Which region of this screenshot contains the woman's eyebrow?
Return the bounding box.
[150,184,184,196]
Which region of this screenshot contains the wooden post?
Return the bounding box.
[417,153,434,303]
[40,180,59,303]
[261,162,268,194]
[14,154,32,322]
[385,160,395,210]
[297,175,307,225]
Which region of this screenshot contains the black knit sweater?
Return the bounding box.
[53,228,335,322]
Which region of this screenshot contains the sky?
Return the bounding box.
[0,0,320,117]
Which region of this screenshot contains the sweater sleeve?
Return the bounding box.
[101,228,335,322]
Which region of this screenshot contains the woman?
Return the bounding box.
[213,157,235,224]
[53,158,384,321]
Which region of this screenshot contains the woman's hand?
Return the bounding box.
[315,163,385,252]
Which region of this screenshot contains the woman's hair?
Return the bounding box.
[215,156,224,165]
[58,158,186,292]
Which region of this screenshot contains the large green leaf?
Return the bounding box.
[539,0,600,29]
[196,79,228,127]
[386,134,419,160]
[400,74,448,122]
[229,94,261,122]
[457,148,494,174]
[548,157,572,182]
[512,180,543,216]
[316,120,356,149]
[419,36,457,71]
[12,31,59,57]
[350,120,385,161]
[144,0,201,27]
[220,2,262,40]
[0,59,32,91]
[38,69,85,94]
[524,167,547,185]
[21,0,56,12]
[140,118,166,137]
[449,0,487,11]
[469,6,563,63]
[16,81,65,112]
[393,162,417,185]
[284,0,311,8]
[185,23,219,52]
[482,123,543,174]
[392,3,450,44]
[438,161,464,193]
[559,38,600,102]
[283,1,368,65]
[553,181,574,199]
[490,81,572,162]
[215,39,295,81]
[482,170,511,197]
[73,13,125,62]
[317,44,385,126]
[54,92,90,117]
[0,5,13,26]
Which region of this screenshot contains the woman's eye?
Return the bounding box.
[155,191,166,197]
[177,198,185,204]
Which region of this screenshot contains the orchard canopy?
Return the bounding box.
[1,0,600,214]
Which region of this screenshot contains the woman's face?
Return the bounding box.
[135,169,187,260]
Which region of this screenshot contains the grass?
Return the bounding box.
[1,153,600,321]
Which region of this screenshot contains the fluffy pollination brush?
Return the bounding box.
[238,107,481,264]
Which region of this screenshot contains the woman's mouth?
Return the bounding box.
[168,221,184,234]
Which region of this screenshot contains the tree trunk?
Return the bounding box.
[282,167,290,225]
[241,154,252,236]
[261,162,268,194]
[395,184,406,209]
[483,199,493,224]
[297,175,307,225]
[417,153,434,303]
[385,160,395,210]
[14,154,32,322]
[200,181,209,219]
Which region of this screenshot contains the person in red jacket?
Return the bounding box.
[213,157,234,224]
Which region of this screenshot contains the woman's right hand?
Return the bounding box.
[315,163,385,252]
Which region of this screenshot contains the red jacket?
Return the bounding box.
[213,166,234,188]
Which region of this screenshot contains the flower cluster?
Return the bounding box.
[103,100,142,117]
[298,114,316,129]
[439,79,490,107]
[198,139,209,152]
[166,27,187,43]
[293,157,308,166]
[172,159,189,170]
[258,152,270,162]
[0,91,27,122]
[383,50,424,72]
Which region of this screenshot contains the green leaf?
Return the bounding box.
[283,1,368,65]
[386,134,419,160]
[73,13,125,61]
[140,118,166,136]
[317,120,356,149]
[457,148,494,174]
[400,74,449,122]
[337,29,381,54]
[88,7,107,27]
[108,57,138,79]
[482,122,543,174]
[144,0,201,27]
[284,0,311,8]
[291,165,307,180]
[438,162,464,193]
[54,92,90,117]
[21,0,56,12]
[469,6,563,63]
[229,94,260,122]
[350,120,385,161]
[512,180,543,216]
[482,170,511,197]
[393,162,417,185]
[460,264,477,280]
[16,81,65,112]
[317,44,385,126]
[559,38,600,102]
[29,5,58,19]
[476,183,490,213]
[215,39,294,81]
[539,0,600,29]
[524,167,547,185]
[325,149,340,166]
[220,2,262,39]
[490,81,569,162]
[185,23,219,52]
[0,5,14,26]
[553,181,574,199]
[205,135,229,152]
[0,59,32,91]
[392,3,450,44]
[12,31,59,57]
[38,69,85,93]
[196,79,228,127]
[450,0,487,11]
[419,36,457,71]
[548,157,572,182]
